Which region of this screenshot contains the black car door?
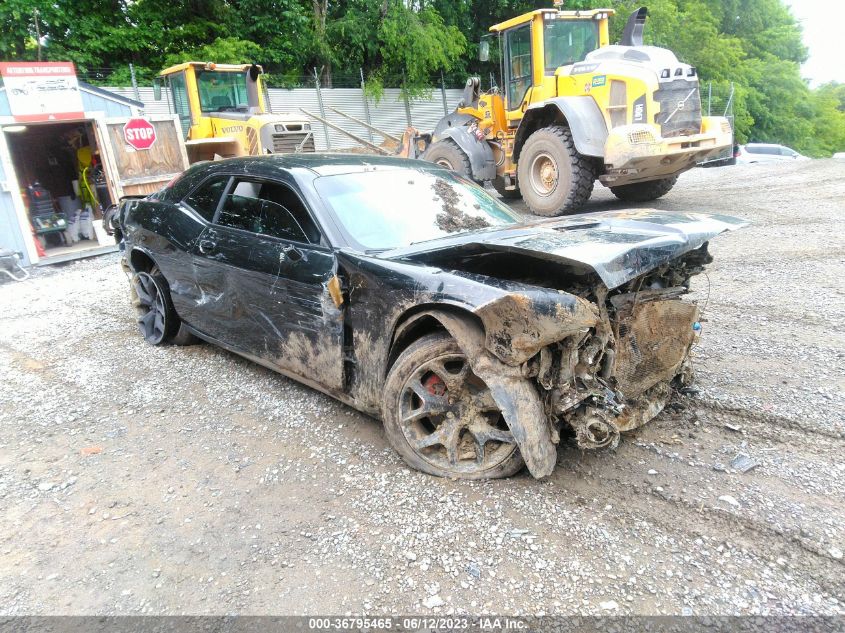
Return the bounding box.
[178,174,240,340]
[199,176,345,391]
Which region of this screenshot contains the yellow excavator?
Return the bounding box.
[154,62,315,163]
[422,5,732,215]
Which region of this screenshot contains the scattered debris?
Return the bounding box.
[718,495,741,508]
[80,446,102,455]
[829,547,843,560]
[731,453,758,473]
[423,594,445,609]
[724,423,743,432]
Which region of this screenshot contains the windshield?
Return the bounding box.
[544,20,599,71]
[314,168,521,250]
[196,70,249,113]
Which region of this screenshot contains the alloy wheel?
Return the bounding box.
[398,352,517,474]
[132,272,167,344]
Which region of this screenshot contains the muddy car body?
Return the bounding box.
[117,154,745,479]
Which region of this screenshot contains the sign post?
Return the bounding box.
[122,118,157,151]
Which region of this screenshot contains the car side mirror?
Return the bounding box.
[153,78,162,101]
[479,40,490,62]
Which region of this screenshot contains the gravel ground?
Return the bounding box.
[0,160,843,616]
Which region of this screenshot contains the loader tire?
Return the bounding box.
[422,140,472,179]
[517,125,595,216]
[491,176,521,200]
[610,175,679,202]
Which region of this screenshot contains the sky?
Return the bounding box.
[785,0,845,86]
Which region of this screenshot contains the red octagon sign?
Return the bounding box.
[123,117,156,150]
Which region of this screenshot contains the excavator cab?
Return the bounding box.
[154,62,315,163]
[490,9,613,120]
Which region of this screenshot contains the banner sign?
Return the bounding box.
[0,62,85,122]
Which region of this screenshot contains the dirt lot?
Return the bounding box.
[1,160,843,616]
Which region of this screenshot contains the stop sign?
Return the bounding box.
[123,118,157,150]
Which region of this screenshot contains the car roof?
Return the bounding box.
[202,153,445,177]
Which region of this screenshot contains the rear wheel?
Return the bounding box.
[130,265,196,346]
[491,176,521,200]
[517,125,596,216]
[610,175,679,202]
[382,333,524,479]
[422,139,472,179]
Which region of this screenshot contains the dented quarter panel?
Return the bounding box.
[121,198,207,322]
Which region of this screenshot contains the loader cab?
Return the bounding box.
[490,8,613,123]
[154,62,268,140]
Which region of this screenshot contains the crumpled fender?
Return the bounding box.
[419,309,557,478]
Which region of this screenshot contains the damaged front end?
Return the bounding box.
[389,210,746,478]
[478,244,711,472]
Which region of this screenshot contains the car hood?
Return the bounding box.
[380,209,747,289]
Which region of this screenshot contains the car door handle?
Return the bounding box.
[282,244,304,262]
[198,239,216,254]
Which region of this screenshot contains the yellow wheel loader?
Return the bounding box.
[154,62,315,163]
[422,6,732,215]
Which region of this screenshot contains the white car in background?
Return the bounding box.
[736,143,809,164]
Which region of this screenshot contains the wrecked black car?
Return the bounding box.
[117,154,745,479]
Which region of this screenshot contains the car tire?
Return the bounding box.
[382,332,525,479]
[422,139,472,179]
[130,265,197,346]
[610,175,679,202]
[517,125,595,216]
[491,176,521,199]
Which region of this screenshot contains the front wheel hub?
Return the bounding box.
[398,353,518,474]
[529,152,559,197]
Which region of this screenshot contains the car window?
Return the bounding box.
[780,147,796,156]
[183,176,229,221]
[314,167,520,250]
[216,179,321,244]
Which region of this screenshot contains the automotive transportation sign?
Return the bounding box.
[122,118,157,150]
[0,62,84,122]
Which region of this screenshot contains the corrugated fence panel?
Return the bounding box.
[104,85,473,152]
[106,87,174,118]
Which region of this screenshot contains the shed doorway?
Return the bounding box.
[3,120,116,262]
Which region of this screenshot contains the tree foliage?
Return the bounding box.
[1,0,842,155]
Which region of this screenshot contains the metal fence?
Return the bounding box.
[104,84,467,152]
